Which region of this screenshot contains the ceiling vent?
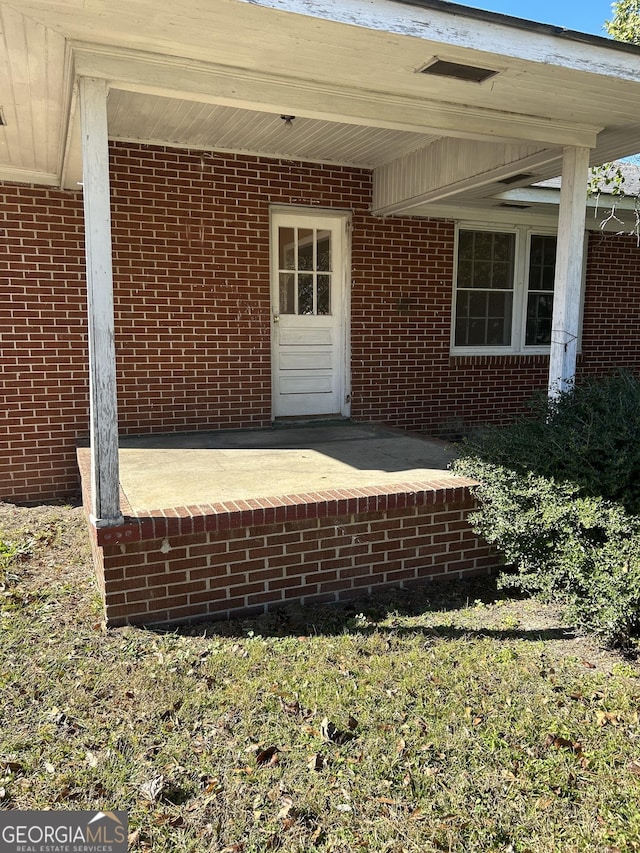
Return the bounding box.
[498,173,535,185]
[0,108,6,127]
[418,59,498,84]
[499,202,532,209]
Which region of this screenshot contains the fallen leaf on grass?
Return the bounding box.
[596,710,625,727]
[256,746,279,767]
[320,716,356,745]
[627,759,640,776]
[409,809,428,821]
[140,775,165,803]
[464,707,484,726]
[543,734,582,755]
[0,758,23,774]
[277,796,294,820]
[307,753,326,771]
[201,776,224,795]
[279,696,313,720]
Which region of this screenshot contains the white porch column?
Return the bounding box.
[548,145,590,398]
[79,76,123,526]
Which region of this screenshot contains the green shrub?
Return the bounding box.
[454,371,640,646]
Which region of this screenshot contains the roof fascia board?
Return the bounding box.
[246,0,640,82]
[392,202,560,226]
[0,165,59,185]
[392,201,637,234]
[72,44,601,148]
[497,186,640,211]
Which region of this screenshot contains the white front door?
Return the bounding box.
[270,210,349,419]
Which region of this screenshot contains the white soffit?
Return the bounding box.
[1,0,640,198]
[106,90,440,169]
[0,4,70,184]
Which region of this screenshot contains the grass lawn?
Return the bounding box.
[1,501,640,852]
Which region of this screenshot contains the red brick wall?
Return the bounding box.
[578,231,640,378]
[3,142,640,502]
[2,186,88,500]
[97,501,494,627]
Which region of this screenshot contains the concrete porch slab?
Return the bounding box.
[116,423,458,513]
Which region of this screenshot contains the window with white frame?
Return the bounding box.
[452,225,561,354]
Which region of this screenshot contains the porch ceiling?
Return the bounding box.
[2,0,640,215]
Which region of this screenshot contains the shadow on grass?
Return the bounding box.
[153,574,575,644]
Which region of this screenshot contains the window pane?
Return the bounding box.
[526,235,556,346]
[491,261,512,290]
[487,291,512,345]
[279,273,295,314]
[471,260,492,288]
[454,290,512,347]
[458,231,474,261]
[466,318,487,347]
[317,230,331,272]
[455,230,515,348]
[528,235,557,292]
[525,293,554,345]
[492,232,514,262]
[298,274,314,314]
[317,275,330,315]
[457,259,473,288]
[473,231,494,261]
[542,264,556,291]
[457,230,515,290]
[298,229,314,271]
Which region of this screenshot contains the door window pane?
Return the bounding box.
[317,230,331,271]
[317,275,330,315]
[279,273,295,315]
[276,223,334,316]
[278,228,295,270]
[297,229,314,271]
[298,274,314,315]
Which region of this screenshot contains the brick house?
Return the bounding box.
[2,0,640,624]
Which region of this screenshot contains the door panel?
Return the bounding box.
[271,211,349,419]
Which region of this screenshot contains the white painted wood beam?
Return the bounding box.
[548,146,590,399]
[0,166,59,185]
[372,138,562,216]
[72,45,601,149]
[78,75,123,526]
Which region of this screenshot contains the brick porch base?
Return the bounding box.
[78,449,497,627]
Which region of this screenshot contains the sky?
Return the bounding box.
[446,0,615,37]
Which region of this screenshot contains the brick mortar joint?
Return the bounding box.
[91,484,479,546]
